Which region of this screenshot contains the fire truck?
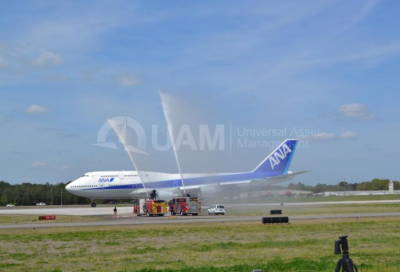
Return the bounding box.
[133,199,168,216]
[168,196,200,216]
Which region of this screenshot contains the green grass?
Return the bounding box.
[0,217,399,272]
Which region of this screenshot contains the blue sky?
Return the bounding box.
[0,0,399,186]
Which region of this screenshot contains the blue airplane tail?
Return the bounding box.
[251,139,298,175]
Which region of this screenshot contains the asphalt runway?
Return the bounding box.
[0,212,400,229]
[1,212,399,230]
[0,199,399,216]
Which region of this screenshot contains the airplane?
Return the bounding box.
[66,139,308,207]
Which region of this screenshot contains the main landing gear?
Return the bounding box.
[91,199,97,207]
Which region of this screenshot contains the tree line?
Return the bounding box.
[0,178,399,206]
[0,181,90,206]
[287,179,400,193]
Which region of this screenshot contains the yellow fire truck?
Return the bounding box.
[134,199,168,216]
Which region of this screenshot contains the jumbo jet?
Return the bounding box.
[66,139,308,207]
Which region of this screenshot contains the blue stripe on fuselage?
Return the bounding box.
[83,171,281,191]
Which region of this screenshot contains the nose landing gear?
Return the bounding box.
[91,199,97,207]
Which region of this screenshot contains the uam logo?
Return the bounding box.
[98,178,114,182]
[269,144,292,170]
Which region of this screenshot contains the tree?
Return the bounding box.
[313,183,327,193]
[0,194,8,205]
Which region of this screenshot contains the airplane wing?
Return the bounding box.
[176,171,311,196]
[261,170,310,184]
[220,170,310,187]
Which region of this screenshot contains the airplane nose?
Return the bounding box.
[65,183,72,192]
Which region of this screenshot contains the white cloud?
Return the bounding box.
[311,132,335,140]
[115,74,142,86]
[32,48,63,67]
[323,103,376,121]
[59,165,69,170]
[337,104,376,121]
[25,104,50,114]
[300,131,358,141]
[339,131,357,139]
[32,162,46,167]
[300,132,335,141]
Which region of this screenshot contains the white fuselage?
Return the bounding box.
[65,170,292,200]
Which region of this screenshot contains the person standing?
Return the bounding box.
[113,207,117,217]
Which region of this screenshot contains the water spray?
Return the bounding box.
[107,118,149,197]
[159,92,187,195]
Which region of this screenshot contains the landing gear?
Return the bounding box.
[91,199,97,208]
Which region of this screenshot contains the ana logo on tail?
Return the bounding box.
[269,144,292,170]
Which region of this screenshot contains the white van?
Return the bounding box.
[207,204,226,215]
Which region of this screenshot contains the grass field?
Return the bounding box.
[0,216,399,272]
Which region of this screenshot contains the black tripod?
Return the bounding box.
[334,236,358,272]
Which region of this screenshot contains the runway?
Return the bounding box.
[0,199,399,216]
[1,212,399,229]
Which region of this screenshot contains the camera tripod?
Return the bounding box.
[334,251,358,272]
[334,236,358,272]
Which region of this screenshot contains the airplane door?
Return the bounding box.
[119,171,124,180]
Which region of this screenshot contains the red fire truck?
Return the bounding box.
[168,197,200,216]
[133,199,168,216]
